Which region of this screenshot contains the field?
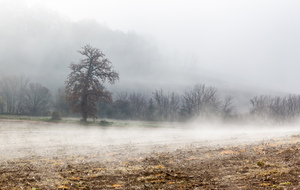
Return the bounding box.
[0,119,300,189]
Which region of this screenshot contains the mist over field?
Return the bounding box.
[0,120,299,160]
[1,119,300,189]
[2,1,300,188]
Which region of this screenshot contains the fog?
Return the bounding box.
[0,120,298,160]
[22,0,300,92]
[1,0,300,100]
[2,3,300,188]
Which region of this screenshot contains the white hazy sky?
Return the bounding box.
[18,0,300,93]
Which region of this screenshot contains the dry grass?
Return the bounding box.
[0,120,300,189]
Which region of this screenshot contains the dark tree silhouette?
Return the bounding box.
[66,45,119,122]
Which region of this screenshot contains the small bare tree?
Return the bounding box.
[269,96,286,122]
[221,95,236,118]
[153,89,180,120]
[53,87,71,116]
[113,92,130,119]
[0,76,29,114]
[128,92,147,119]
[181,84,220,119]
[250,95,272,122]
[285,95,300,120]
[23,83,52,116]
[0,95,5,113]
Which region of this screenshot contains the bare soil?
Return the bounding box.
[0,120,300,189]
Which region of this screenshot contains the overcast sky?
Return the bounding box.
[9,0,300,93]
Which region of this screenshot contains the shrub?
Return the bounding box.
[99,120,113,126]
[51,111,61,120]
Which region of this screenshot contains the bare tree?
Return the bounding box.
[116,91,129,101]
[128,92,147,119]
[53,87,71,116]
[112,92,150,120]
[285,95,300,120]
[250,95,271,113]
[250,95,272,122]
[66,45,119,122]
[249,95,300,123]
[221,95,236,118]
[153,89,180,120]
[113,92,131,119]
[269,96,286,122]
[146,98,155,121]
[181,84,220,119]
[0,95,5,113]
[23,83,52,116]
[0,76,29,114]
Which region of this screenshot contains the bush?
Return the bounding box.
[99,120,113,126]
[51,111,61,120]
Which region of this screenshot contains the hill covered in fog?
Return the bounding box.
[0,1,291,112]
[0,2,163,90]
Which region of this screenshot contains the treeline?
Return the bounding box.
[98,85,236,122]
[0,76,51,116]
[249,95,300,123]
[2,75,300,124]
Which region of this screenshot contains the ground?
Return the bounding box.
[0,119,299,189]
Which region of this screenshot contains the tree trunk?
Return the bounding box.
[82,115,87,122]
[81,94,88,122]
[81,59,93,123]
